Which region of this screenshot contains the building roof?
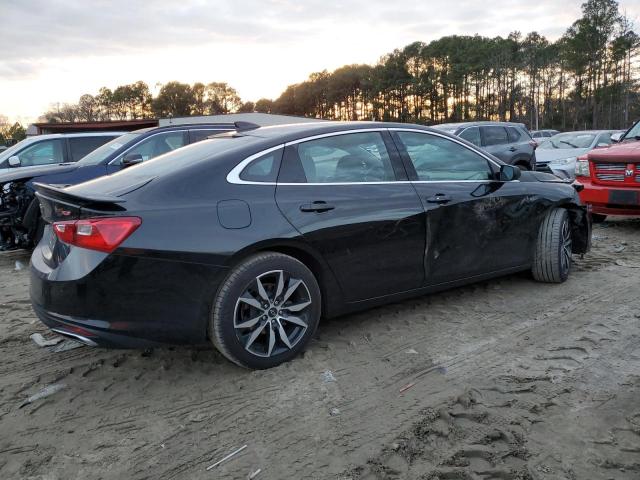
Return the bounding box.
[28,119,158,135]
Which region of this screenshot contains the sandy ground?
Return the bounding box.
[0,219,639,480]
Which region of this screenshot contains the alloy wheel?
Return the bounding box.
[560,219,572,274]
[233,270,312,358]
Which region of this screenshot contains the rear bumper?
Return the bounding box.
[577,178,640,216]
[32,302,161,348]
[30,245,229,348]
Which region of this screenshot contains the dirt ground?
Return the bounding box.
[1,219,639,480]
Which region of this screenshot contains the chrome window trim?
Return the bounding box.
[107,130,189,166]
[387,127,501,168]
[225,144,286,185]
[227,127,513,185]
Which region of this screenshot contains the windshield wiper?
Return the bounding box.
[559,140,579,148]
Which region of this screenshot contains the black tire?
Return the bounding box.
[516,163,529,171]
[209,252,321,369]
[532,208,573,283]
[592,213,607,224]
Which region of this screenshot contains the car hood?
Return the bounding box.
[0,163,79,183]
[588,140,640,162]
[536,148,590,163]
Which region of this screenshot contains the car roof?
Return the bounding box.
[26,132,126,139]
[131,123,238,134]
[433,121,527,130]
[220,121,437,144]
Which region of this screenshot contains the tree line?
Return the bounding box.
[41,0,639,131]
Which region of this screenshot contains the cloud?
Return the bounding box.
[0,0,610,64]
[1,0,639,122]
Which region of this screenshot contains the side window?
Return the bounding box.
[458,127,481,147]
[68,136,114,162]
[296,132,395,183]
[240,149,283,182]
[482,126,509,146]
[16,139,65,167]
[396,132,492,181]
[506,127,522,142]
[121,131,187,162]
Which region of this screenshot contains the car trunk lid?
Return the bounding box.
[34,183,131,269]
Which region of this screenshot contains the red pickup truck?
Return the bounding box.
[576,121,640,222]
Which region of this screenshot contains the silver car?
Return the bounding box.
[0,132,125,174]
[535,130,623,179]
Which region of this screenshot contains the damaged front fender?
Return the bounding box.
[566,206,591,255]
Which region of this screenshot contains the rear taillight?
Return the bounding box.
[575,156,590,178]
[53,217,141,253]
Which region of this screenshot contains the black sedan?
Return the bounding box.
[30,122,591,369]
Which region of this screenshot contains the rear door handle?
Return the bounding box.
[425,194,451,204]
[300,201,335,213]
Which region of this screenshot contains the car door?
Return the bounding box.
[480,126,511,162]
[275,130,426,302]
[11,139,65,168]
[391,129,534,285]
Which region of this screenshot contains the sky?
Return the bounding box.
[1,0,639,124]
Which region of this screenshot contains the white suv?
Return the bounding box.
[0,132,125,174]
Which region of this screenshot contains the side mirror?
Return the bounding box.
[499,164,521,181]
[610,132,623,143]
[8,156,20,167]
[121,153,143,168]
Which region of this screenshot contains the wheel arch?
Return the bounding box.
[225,239,345,318]
[556,201,591,254]
[512,155,532,169]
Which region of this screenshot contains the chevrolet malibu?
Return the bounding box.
[30,122,591,369]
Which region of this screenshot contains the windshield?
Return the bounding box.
[539,132,596,150]
[623,121,640,141]
[77,132,140,165]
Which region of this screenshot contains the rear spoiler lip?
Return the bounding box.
[33,182,126,204]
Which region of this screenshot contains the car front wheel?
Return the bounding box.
[209,252,321,369]
[532,208,572,283]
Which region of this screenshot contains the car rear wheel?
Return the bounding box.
[209,252,321,369]
[532,208,572,283]
[592,213,607,223]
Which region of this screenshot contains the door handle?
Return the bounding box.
[300,201,335,213]
[425,194,451,204]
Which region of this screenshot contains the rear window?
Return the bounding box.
[69,136,117,162]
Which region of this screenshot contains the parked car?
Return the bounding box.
[0,123,240,250]
[576,120,640,222]
[535,130,622,179]
[432,121,536,170]
[0,132,124,174]
[30,121,591,369]
[0,145,7,153]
